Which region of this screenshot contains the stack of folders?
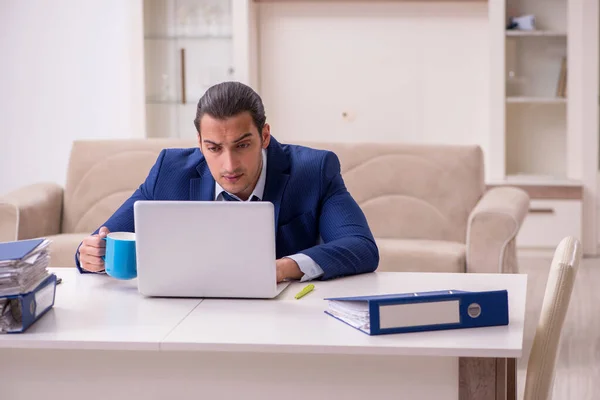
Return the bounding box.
[324,289,509,335]
[0,238,57,333]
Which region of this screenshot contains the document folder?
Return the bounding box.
[0,238,52,296]
[324,289,509,335]
[0,238,46,261]
[0,273,57,333]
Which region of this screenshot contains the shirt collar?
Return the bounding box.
[214,149,267,201]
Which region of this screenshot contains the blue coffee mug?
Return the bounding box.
[102,232,137,280]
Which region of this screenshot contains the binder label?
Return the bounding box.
[34,283,55,318]
[379,300,460,329]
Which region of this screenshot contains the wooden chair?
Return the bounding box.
[523,236,582,400]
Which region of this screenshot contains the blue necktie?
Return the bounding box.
[222,192,259,202]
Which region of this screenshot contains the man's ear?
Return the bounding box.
[261,123,271,149]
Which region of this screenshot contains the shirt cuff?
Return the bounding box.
[285,253,324,282]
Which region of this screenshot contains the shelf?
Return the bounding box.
[506,97,567,104]
[495,175,581,186]
[506,30,567,37]
[144,35,232,41]
[487,176,583,200]
[146,100,200,106]
[147,100,185,105]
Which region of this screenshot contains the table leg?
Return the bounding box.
[507,358,517,400]
[496,357,507,399]
[459,357,513,400]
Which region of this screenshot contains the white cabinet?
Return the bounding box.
[142,0,255,139]
[488,0,598,252]
[488,179,584,249]
[517,199,582,248]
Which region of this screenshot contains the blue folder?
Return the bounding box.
[0,273,57,334]
[324,289,509,335]
[0,238,46,262]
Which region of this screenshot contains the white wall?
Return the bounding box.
[256,1,491,177]
[0,0,145,194]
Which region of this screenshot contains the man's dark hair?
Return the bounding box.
[193,81,266,135]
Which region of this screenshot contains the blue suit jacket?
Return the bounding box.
[76,137,379,280]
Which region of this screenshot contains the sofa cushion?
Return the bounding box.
[44,233,88,268]
[375,238,466,273]
[62,139,196,234]
[297,142,485,243]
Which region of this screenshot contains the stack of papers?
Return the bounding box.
[326,300,371,331]
[0,238,57,333]
[0,238,53,333]
[0,238,51,296]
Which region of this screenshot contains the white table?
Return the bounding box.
[0,269,527,400]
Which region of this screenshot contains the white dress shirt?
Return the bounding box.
[214,149,324,282]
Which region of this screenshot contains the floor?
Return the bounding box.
[516,250,600,400]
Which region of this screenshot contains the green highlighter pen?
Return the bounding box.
[295,284,315,300]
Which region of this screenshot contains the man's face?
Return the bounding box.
[198,111,270,201]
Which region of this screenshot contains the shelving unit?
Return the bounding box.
[142,0,253,139]
[493,0,569,181]
[144,35,233,40]
[489,0,598,253]
[505,97,566,104]
[495,15,582,248]
[502,0,577,248]
[505,30,566,37]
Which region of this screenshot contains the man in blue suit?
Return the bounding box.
[77,82,379,282]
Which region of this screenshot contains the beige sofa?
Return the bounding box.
[0,139,529,274]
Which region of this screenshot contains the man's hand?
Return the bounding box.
[79,227,110,272]
[276,257,304,283]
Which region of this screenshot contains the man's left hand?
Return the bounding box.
[276,257,304,282]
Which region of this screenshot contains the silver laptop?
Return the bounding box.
[133,200,291,298]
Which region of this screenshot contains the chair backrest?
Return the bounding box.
[61,138,485,242]
[523,236,582,400]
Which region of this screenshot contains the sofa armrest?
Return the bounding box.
[466,187,530,274]
[0,202,18,242]
[0,183,64,240]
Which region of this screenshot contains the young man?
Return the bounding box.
[77,82,379,282]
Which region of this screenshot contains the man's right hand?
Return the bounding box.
[79,227,110,272]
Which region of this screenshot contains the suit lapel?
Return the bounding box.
[262,137,291,228]
[190,159,215,201]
